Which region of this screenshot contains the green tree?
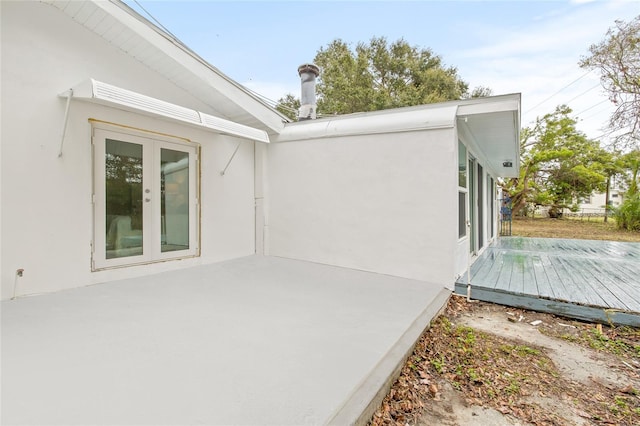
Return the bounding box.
[466,86,493,99]
[277,37,477,117]
[613,150,640,230]
[579,16,640,149]
[504,105,609,217]
[276,94,299,121]
[316,37,469,114]
[621,150,640,195]
[599,150,626,222]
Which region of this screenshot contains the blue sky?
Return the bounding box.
[125,0,639,142]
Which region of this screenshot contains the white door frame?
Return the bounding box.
[92,125,199,270]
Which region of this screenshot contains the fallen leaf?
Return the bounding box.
[429,383,438,396]
[620,384,636,394]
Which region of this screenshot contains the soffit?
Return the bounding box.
[457,95,521,178]
[43,0,288,133]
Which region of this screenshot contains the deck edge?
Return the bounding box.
[454,283,640,327]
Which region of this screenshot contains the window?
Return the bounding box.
[93,125,199,270]
[458,192,466,238]
[458,140,467,188]
[458,140,468,238]
[489,176,495,238]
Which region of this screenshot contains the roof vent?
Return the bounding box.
[297,63,320,121]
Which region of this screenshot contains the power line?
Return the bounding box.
[575,99,609,116]
[564,83,600,105]
[580,104,611,121]
[244,87,299,115]
[130,1,295,116]
[524,70,593,114]
[132,0,179,40]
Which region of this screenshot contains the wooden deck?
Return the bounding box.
[455,237,640,327]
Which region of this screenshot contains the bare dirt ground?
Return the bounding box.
[369,219,640,426]
[370,298,640,426]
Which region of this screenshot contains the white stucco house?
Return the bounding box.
[572,186,625,215]
[1,0,520,301]
[1,1,521,424]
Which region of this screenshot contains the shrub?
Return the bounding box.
[613,193,640,231]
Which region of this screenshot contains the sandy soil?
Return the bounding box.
[371,297,640,426]
[421,300,639,425]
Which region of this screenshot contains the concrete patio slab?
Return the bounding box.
[2,255,449,425]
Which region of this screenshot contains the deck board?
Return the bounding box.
[521,255,538,296]
[581,258,639,312]
[531,255,554,299]
[556,256,611,307]
[455,237,640,327]
[475,250,505,289]
[467,250,497,285]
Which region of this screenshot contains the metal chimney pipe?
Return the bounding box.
[297,63,320,121]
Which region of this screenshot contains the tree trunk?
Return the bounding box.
[510,175,529,217]
[604,176,611,223]
[548,205,563,219]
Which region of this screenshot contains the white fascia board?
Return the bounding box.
[90,0,287,133]
[63,79,269,143]
[275,105,457,142]
[456,94,521,117]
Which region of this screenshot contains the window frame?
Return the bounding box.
[458,140,468,239]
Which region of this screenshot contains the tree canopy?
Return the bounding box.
[579,16,640,149]
[504,105,609,217]
[277,37,486,119]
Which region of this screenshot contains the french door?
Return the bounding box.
[92,127,198,270]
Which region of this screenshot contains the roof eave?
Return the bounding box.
[44,0,288,133]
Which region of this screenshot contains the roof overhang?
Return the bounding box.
[274,95,521,180]
[62,79,269,143]
[456,94,521,178]
[275,103,458,142]
[44,0,288,133]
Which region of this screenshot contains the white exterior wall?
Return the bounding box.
[1,2,256,299]
[266,129,458,286]
[580,190,624,211]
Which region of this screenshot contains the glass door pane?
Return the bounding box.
[469,158,476,254]
[477,163,484,249]
[160,148,190,253]
[105,139,144,259]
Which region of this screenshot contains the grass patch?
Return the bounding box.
[511,217,640,242]
[540,322,640,361]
